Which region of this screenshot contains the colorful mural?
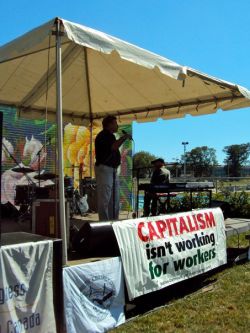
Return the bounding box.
[0,106,132,211]
[63,122,133,210]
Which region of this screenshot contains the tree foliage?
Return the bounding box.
[223,143,250,177]
[185,146,217,177]
[133,151,157,178]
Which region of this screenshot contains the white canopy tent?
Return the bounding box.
[1,17,250,262]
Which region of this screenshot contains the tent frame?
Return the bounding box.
[54,19,67,264]
[1,17,250,264]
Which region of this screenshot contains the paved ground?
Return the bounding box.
[225,217,250,237]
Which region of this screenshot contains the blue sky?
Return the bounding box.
[1,0,249,164]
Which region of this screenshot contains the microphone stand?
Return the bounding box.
[36,147,43,187]
[36,139,51,187]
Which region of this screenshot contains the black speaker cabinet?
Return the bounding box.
[72,221,120,258]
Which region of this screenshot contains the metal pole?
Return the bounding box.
[89,121,93,178]
[0,112,3,245]
[55,19,67,264]
[184,145,186,177]
[182,141,189,178]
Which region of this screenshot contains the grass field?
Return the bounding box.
[111,233,250,333]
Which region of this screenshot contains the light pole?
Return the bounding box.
[174,158,180,178]
[182,141,189,178]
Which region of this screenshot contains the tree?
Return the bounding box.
[185,146,217,177]
[133,151,157,178]
[223,143,250,177]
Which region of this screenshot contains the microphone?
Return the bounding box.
[122,130,133,140]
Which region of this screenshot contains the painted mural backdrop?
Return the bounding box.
[1,106,132,210]
[64,123,133,210]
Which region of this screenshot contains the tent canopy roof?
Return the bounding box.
[0,17,250,125]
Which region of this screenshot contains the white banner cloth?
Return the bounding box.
[63,257,125,333]
[113,208,227,300]
[0,240,56,333]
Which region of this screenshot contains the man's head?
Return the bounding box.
[102,116,118,133]
[151,158,165,169]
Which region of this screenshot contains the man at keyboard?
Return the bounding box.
[143,158,171,217]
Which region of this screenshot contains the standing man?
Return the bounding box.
[95,115,131,221]
[143,158,171,217]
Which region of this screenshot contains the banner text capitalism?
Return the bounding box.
[137,211,216,242]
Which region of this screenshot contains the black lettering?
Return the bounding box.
[197,249,205,263]
[191,238,198,248]
[0,289,4,305]
[204,235,210,245]
[173,258,185,271]
[204,251,209,261]
[193,253,198,265]
[175,241,186,252]
[29,313,34,328]
[157,245,166,258]
[185,240,193,250]
[210,233,215,246]
[186,256,193,268]
[165,241,174,255]
[35,313,41,326]
[145,244,151,260]
[150,247,157,259]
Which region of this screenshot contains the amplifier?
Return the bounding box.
[32,199,70,244]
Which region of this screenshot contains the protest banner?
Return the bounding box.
[63,257,125,333]
[0,240,56,333]
[113,208,227,300]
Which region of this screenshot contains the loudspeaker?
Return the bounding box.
[32,199,70,241]
[72,221,120,258]
[1,202,19,218]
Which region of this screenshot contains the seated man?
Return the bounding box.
[143,158,171,217]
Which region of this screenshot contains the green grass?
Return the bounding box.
[111,233,250,333]
[227,232,250,248]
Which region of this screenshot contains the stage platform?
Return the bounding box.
[1,211,250,240]
[72,212,250,238]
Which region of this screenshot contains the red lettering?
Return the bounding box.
[186,215,196,232]
[192,214,199,230]
[166,219,173,236]
[167,218,179,236]
[205,212,216,228]
[148,222,161,241]
[179,217,189,234]
[137,222,149,242]
[197,213,206,229]
[155,220,167,239]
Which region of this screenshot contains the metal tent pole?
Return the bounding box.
[55,19,67,264]
[89,121,93,177]
[83,48,94,178]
